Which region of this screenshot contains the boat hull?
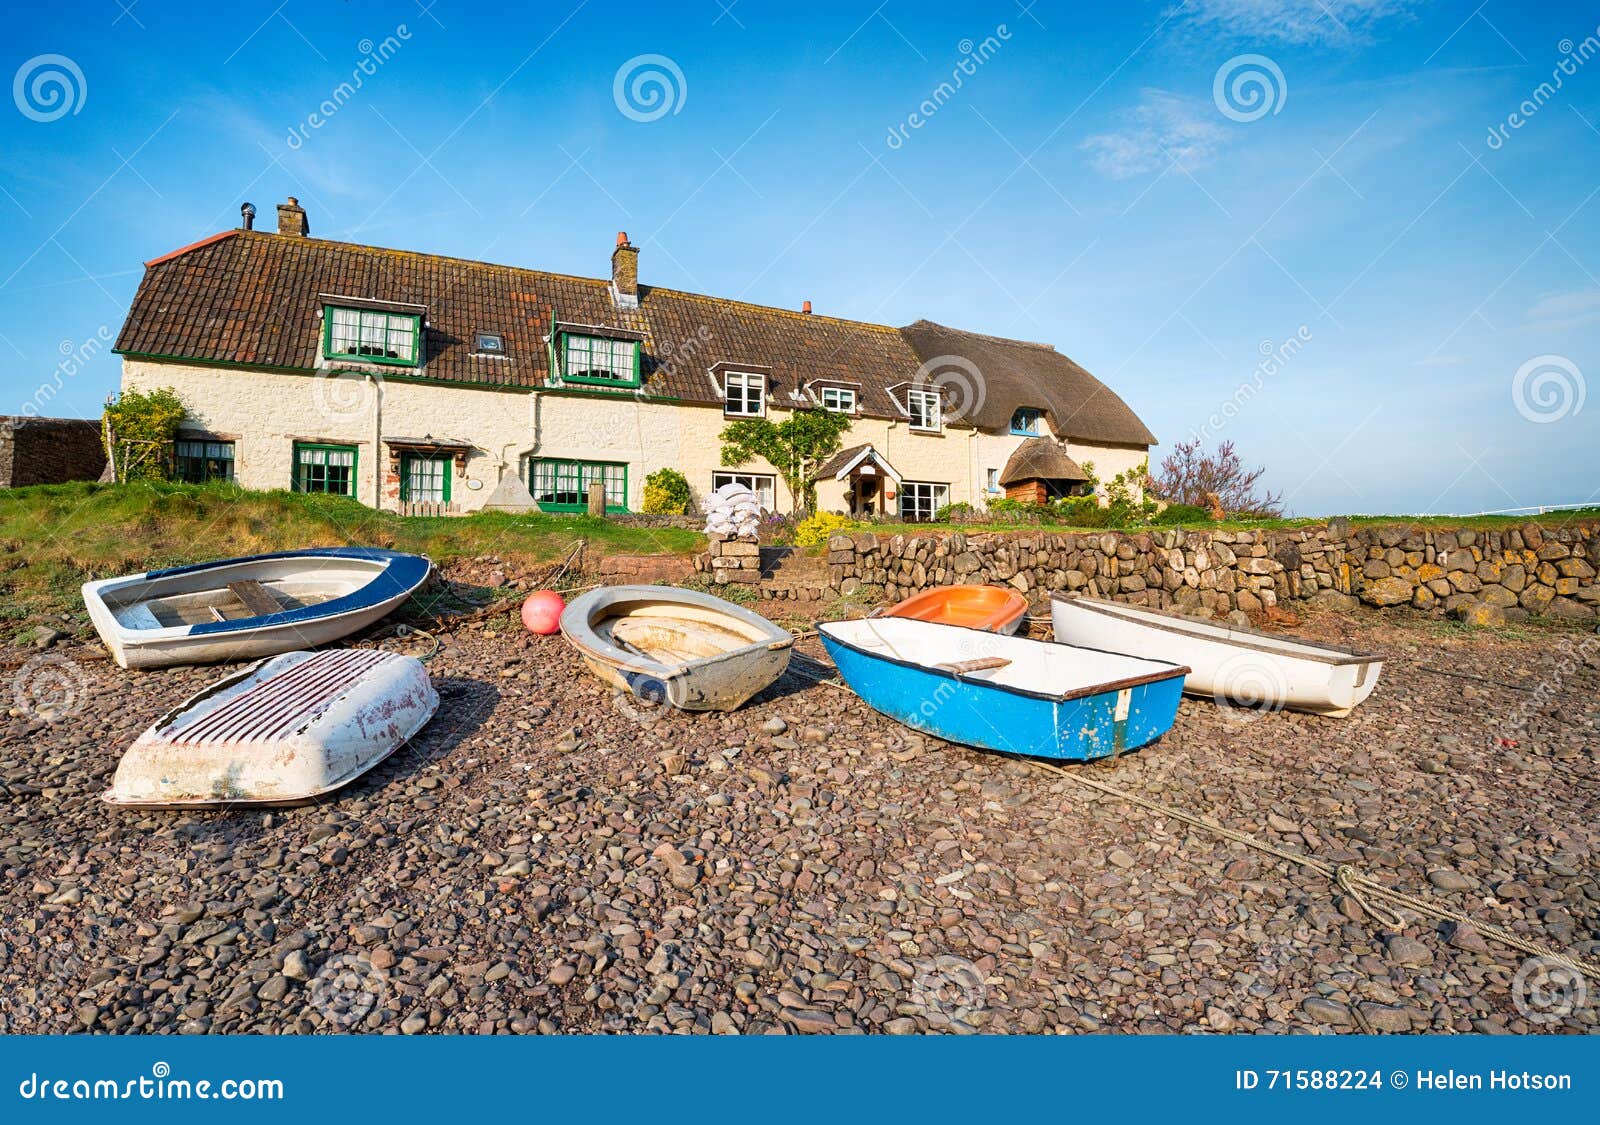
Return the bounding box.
[561,586,794,712]
[83,548,432,669]
[881,584,1029,634]
[1050,594,1383,717]
[105,648,438,807]
[819,619,1186,762]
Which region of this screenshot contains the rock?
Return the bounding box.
[761,717,788,735]
[282,950,311,980]
[401,1013,427,1035]
[1107,849,1136,869]
[1358,1003,1416,1033]
[1362,576,1415,607]
[1384,935,1434,967]
[1205,1006,1236,1031]
[1453,601,1505,628]
[258,975,290,1002]
[1426,869,1474,892]
[1302,997,1352,1026]
[1442,920,1489,953]
[548,963,576,986]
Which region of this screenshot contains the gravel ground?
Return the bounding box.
[1,594,1596,1035]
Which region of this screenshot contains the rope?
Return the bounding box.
[1025,758,1600,981]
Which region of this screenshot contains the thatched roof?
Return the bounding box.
[998,438,1088,486]
[899,320,1157,446]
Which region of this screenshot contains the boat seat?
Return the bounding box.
[228,580,284,617]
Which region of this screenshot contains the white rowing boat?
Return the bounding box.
[105,648,438,808]
[1049,593,1382,717]
[560,586,793,712]
[83,547,432,669]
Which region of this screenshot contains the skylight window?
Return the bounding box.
[475,331,505,355]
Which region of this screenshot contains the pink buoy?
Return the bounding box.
[521,590,566,635]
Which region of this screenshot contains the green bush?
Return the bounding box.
[1151,503,1212,526]
[103,387,186,482]
[641,468,692,514]
[795,511,854,547]
[934,501,976,521]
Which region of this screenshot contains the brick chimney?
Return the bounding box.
[611,231,638,309]
[276,197,309,237]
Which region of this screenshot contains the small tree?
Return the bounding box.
[642,467,692,514]
[103,387,186,482]
[1151,439,1283,519]
[720,409,852,512]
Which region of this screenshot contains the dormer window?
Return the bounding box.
[723,371,766,417]
[474,331,505,355]
[906,387,942,432]
[1011,407,1042,435]
[559,332,640,387]
[324,306,421,366]
[819,386,857,414]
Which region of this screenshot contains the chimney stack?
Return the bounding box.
[276,197,309,237]
[240,202,256,231]
[611,231,639,308]
[801,300,812,315]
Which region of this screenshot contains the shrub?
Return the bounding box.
[103,387,185,482]
[795,511,854,547]
[1150,502,1213,526]
[641,468,691,515]
[934,501,976,522]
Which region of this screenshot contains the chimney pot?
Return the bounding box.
[240,202,256,231]
[802,300,812,315]
[276,197,309,237]
[611,232,639,308]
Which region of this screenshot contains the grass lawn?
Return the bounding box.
[0,481,703,629]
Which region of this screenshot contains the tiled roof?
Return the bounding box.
[115,229,1156,444]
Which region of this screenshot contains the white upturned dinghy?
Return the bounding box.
[83,547,432,669]
[1050,593,1383,717]
[561,586,794,712]
[105,648,438,808]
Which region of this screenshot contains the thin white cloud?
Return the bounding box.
[1167,0,1414,46]
[1080,90,1230,180]
[1526,288,1600,330]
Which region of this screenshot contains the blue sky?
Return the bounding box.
[1,0,1596,516]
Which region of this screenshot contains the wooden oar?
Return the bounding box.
[934,657,1011,676]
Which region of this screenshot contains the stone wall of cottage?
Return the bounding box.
[824,519,1600,625]
[0,416,106,488]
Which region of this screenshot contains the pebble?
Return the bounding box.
[1384,936,1434,967]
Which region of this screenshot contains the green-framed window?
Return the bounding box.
[293,443,358,496]
[173,439,234,483]
[559,333,640,387]
[324,306,421,366]
[399,452,451,503]
[523,458,628,512]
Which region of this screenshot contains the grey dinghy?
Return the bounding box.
[560,586,794,712]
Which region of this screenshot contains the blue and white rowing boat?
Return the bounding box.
[83,547,432,669]
[818,617,1188,761]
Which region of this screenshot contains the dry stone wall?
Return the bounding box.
[825,520,1600,626]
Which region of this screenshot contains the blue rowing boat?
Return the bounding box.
[818,617,1188,761]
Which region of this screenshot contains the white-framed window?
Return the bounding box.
[899,481,948,523]
[712,471,776,511]
[819,386,857,414]
[985,468,999,493]
[906,387,942,432]
[723,371,766,417]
